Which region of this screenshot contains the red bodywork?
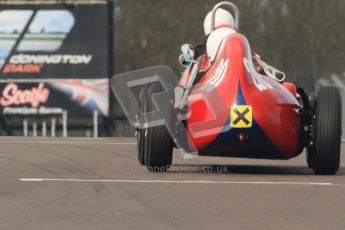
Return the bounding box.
[179,34,301,159]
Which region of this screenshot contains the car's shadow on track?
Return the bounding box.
[169,164,345,175]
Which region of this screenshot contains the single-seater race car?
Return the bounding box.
[113,1,342,175]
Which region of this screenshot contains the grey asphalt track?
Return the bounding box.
[0,137,345,230]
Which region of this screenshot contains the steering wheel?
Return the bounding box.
[210,1,240,32]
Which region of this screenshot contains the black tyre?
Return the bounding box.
[311,86,342,175]
[144,83,175,172]
[137,87,148,165]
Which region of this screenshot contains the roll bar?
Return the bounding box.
[210,1,240,32]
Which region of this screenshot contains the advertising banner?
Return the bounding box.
[0,79,108,116]
[0,2,110,116]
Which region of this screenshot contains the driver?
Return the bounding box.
[180,8,285,82]
[180,8,236,67]
[203,8,236,62]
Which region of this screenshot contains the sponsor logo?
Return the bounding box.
[2,64,42,74]
[0,83,49,108]
[9,54,92,65]
[230,105,252,128]
[3,106,63,115]
[0,79,108,116]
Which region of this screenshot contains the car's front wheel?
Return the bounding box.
[137,87,148,165]
[144,83,175,172]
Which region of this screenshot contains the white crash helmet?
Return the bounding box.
[203,8,235,36]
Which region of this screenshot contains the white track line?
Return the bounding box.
[0,141,135,145]
[0,139,343,144]
[19,178,339,186]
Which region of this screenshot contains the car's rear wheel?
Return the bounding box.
[310,86,342,175]
[144,83,175,172]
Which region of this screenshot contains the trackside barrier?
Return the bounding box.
[23,119,28,137]
[42,121,47,137]
[32,122,37,137]
[21,110,100,137]
[62,111,68,138]
[93,111,98,138]
[51,118,56,137]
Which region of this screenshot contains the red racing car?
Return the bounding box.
[116,2,342,174]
